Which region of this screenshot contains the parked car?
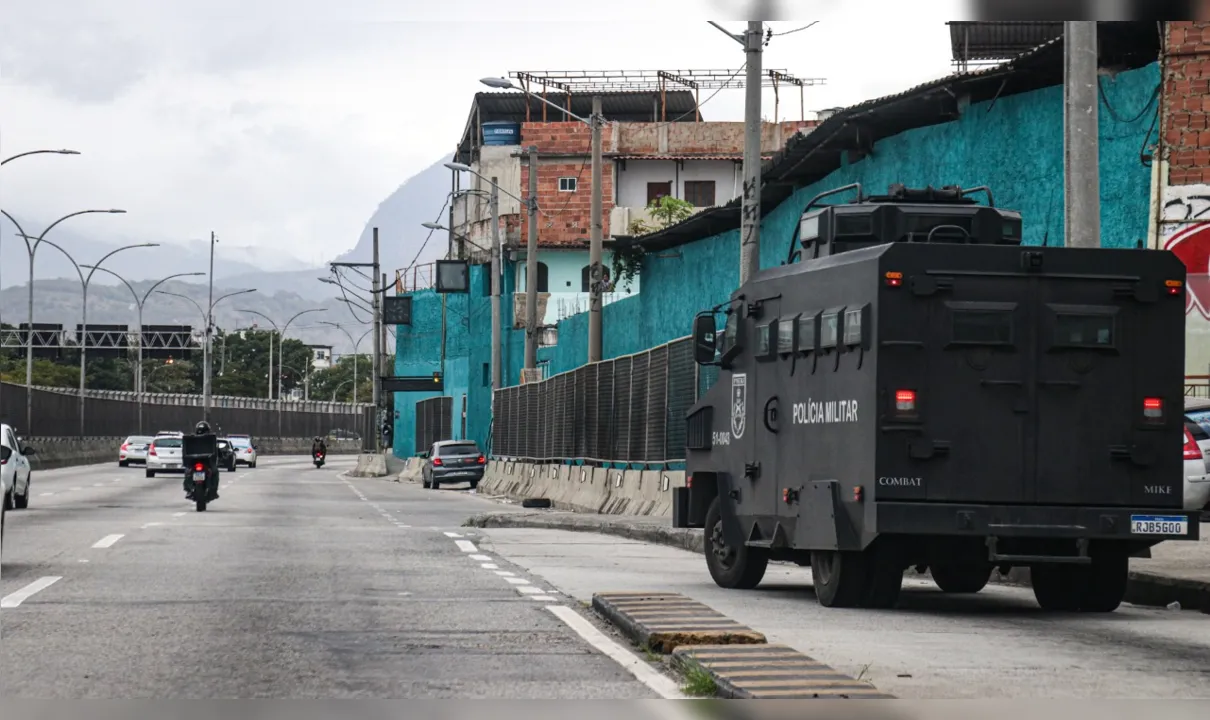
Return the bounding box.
[421,440,486,490]
[119,435,155,466]
[1,422,36,513]
[227,435,258,468]
[145,435,184,477]
[1182,398,1210,519]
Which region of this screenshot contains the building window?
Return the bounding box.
[581,264,611,292]
[559,177,578,192]
[684,180,716,207]
[526,262,549,293]
[647,182,672,205]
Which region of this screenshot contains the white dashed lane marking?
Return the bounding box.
[1,577,63,608]
[454,540,478,553]
[91,534,125,549]
[443,531,463,538]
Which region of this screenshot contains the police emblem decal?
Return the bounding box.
[731,373,747,439]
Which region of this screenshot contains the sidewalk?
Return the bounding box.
[463,510,1210,613]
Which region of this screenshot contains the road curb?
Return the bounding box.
[465,511,1210,613]
[670,644,892,699]
[591,592,766,653]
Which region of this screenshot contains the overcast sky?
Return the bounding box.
[1,1,962,272]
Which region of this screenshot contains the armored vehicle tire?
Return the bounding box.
[861,546,905,609]
[931,564,992,594]
[1078,553,1129,613]
[1030,565,1082,611]
[810,550,868,608]
[704,497,768,589]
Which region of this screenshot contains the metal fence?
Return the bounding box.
[491,336,699,464]
[0,382,374,441]
[415,396,452,453]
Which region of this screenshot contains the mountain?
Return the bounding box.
[0,153,454,339]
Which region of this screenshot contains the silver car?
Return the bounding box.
[119,435,155,466]
[146,435,184,477]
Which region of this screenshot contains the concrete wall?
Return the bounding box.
[517,247,638,325]
[24,437,362,471]
[616,159,741,209]
[397,457,686,517]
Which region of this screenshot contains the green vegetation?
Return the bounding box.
[679,660,718,697]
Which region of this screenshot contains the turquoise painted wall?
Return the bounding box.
[397,61,1161,456]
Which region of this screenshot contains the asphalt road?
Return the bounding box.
[0,457,669,699]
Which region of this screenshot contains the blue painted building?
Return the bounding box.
[393,34,1163,459]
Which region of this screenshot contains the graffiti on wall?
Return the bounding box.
[1160,184,1210,319]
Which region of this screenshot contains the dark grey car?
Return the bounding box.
[421,440,485,490]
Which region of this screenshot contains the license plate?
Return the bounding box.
[193,471,207,482]
[1130,515,1187,535]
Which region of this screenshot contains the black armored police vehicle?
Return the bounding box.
[673,183,1195,612]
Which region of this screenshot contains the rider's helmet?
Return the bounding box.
[195,421,211,435]
[314,436,321,442]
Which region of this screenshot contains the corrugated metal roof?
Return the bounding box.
[948,21,1063,62]
[624,22,1161,254]
[613,154,773,161]
[456,90,700,163]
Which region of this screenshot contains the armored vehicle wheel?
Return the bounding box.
[810,549,868,608]
[1078,553,1128,613]
[930,564,992,594]
[704,497,768,589]
[861,545,905,609]
[1030,564,1082,611]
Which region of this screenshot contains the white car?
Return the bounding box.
[119,435,155,466]
[227,435,258,468]
[2,423,36,522]
[1182,398,1210,517]
[145,435,184,477]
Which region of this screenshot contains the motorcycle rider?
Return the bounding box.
[311,435,327,459]
[184,421,220,501]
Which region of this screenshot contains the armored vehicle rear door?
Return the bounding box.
[925,278,1033,504]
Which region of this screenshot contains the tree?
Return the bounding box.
[308,354,375,403]
[209,328,313,399]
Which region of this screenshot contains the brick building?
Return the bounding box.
[449,90,816,329]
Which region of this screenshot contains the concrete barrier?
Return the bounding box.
[348,453,388,478]
[23,436,362,471]
[474,459,685,516]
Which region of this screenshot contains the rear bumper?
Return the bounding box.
[120,453,148,462]
[432,467,485,482]
[146,460,184,472]
[875,501,1200,541]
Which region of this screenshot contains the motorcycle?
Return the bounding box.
[313,451,326,469]
[182,434,219,512]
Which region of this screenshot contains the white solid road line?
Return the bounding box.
[454,540,478,553]
[1,577,63,609]
[545,605,684,699]
[91,534,125,549]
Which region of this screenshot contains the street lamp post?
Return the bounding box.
[16,234,157,435]
[1,149,80,166]
[239,307,325,437]
[319,322,374,405]
[81,267,205,432]
[155,287,256,420]
[0,208,126,432]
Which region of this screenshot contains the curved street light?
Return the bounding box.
[238,307,326,436]
[320,321,375,405]
[155,287,256,419]
[0,207,126,431]
[81,266,205,432]
[1,149,80,166]
[24,235,158,435]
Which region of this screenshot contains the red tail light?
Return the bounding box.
[1144,397,1163,420]
[1,446,9,465]
[149,444,157,456]
[895,389,916,412]
[194,462,205,471]
[477,455,486,464]
[686,474,693,489]
[121,443,129,451]
[1184,427,1201,460]
[433,458,443,466]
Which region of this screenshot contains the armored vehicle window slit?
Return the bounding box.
[1051,308,1117,350]
[778,315,798,355]
[721,311,738,354]
[796,311,819,354]
[820,307,844,350]
[843,305,869,349]
[950,308,1015,346]
[756,321,777,360]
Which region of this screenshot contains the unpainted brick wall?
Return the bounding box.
[1164,21,1210,185]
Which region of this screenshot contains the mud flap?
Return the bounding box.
[794,480,858,551]
[716,472,746,548]
[671,487,691,528]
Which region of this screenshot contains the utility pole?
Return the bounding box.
[524,146,539,372]
[371,227,382,449]
[587,95,605,364]
[203,231,216,420]
[1063,21,1100,249]
[740,21,764,281]
[490,177,502,390]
